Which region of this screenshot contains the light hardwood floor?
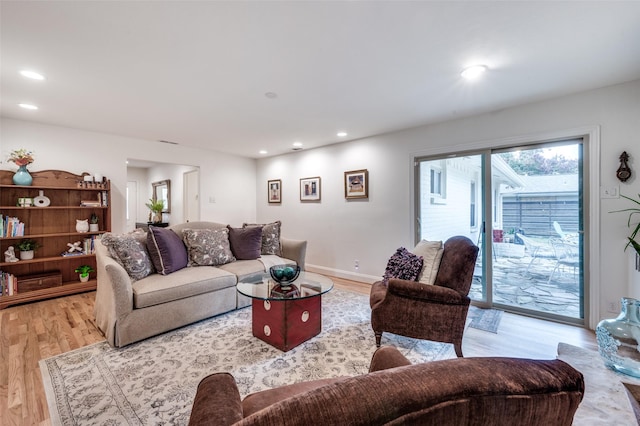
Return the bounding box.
[1,277,597,425]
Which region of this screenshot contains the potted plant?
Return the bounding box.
[89,213,100,232]
[17,238,40,260]
[611,193,640,271]
[74,265,95,283]
[145,198,164,224]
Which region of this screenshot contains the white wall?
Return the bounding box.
[0,118,258,230]
[257,79,640,326]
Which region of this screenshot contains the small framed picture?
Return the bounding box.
[268,179,281,204]
[344,169,368,199]
[300,176,321,202]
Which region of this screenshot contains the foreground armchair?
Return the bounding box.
[370,236,479,356]
[188,346,584,426]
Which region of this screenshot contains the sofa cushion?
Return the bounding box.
[147,226,189,275]
[382,247,423,284]
[227,226,263,260]
[101,230,155,281]
[243,221,282,256]
[411,240,444,285]
[183,228,236,266]
[132,266,237,308]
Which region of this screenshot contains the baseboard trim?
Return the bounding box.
[305,264,379,284]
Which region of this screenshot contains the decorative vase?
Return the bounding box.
[19,250,34,260]
[596,297,640,378]
[13,165,33,186]
[152,211,162,224]
[89,223,99,232]
[79,274,90,283]
[76,219,89,233]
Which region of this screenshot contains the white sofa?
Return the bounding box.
[94,221,307,347]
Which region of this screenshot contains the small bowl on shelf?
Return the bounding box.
[269,264,301,289]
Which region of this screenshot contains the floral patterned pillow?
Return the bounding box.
[382,247,424,285]
[182,228,236,266]
[101,230,155,281]
[243,221,281,256]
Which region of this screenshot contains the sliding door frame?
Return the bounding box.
[410,126,600,328]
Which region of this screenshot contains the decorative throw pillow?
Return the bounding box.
[182,228,236,266]
[227,226,263,260]
[147,226,188,275]
[382,247,424,284]
[101,230,155,281]
[243,221,282,256]
[411,240,444,285]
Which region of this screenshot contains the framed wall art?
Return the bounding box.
[344,169,368,199]
[268,179,281,204]
[300,176,321,202]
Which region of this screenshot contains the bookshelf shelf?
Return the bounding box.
[0,170,111,309]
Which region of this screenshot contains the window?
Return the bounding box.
[430,168,442,196]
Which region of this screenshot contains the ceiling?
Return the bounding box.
[2,1,640,159]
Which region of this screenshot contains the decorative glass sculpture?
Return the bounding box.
[596,297,640,378]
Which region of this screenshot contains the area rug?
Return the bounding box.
[557,342,640,425]
[40,289,456,426]
[467,305,503,333]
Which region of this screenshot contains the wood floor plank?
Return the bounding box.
[0,277,598,425]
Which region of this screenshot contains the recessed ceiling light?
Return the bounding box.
[20,70,45,80]
[461,65,487,80]
[19,103,38,110]
[259,150,268,155]
[292,142,303,148]
[265,92,278,99]
[337,131,348,137]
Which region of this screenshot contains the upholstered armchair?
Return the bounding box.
[370,236,479,357]
[188,346,584,426]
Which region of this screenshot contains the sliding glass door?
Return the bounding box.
[416,140,584,323]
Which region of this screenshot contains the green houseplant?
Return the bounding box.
[145,198,164,223]
[611,193,640,257]
[74,265,95,282]
[90,213,100,232]
[17,238,40,260]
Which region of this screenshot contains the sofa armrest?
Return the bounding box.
[280,238,307,270]
[387,278,469,305]
[189,373,243,426]
[369,346,412,372]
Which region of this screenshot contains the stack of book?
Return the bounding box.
[0,271,17,296]
[1,215,25,237]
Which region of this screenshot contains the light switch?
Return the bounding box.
[601,186,620,199]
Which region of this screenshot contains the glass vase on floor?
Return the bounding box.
[13,164,33,186]
[596,297,640,378]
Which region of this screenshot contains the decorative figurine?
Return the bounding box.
[67,241,83,253]
[4,246,19,262]
[617,151,632,182]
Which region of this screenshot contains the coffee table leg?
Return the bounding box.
[251,296,321,351]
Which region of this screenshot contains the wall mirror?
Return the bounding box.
[152,179,171,213]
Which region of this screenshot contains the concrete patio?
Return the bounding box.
[470,248,582,319]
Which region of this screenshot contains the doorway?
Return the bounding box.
[415,140,584,324]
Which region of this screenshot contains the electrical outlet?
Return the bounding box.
[354,260,359,271]
[607,300,620,313]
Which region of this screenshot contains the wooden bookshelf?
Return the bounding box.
[0,170,111,309]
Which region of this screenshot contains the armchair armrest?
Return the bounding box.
[369,346,412,372]
[189,373,243,426]
[281,238,307,270]
[387,278,469,305]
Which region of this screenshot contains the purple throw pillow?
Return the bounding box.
[147,226,188,275]
[228,226,263,260]
[382,247,424,284]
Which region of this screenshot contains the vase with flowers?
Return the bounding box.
[8,148,35,186]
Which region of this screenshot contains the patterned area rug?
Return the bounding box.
[467,306,503,333]
[40,289,456,426]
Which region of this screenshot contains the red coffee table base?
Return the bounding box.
[251,296,321,352]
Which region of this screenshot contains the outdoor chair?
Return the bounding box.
[548,238,580,284]
[515,233,556,272]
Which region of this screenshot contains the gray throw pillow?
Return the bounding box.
[101,230,155,281]
[182,228,236,266]
[147,226,188,275]
[243,221,282,256]
[227,226,263,260]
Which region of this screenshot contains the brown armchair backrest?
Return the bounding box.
[433,236,479,295]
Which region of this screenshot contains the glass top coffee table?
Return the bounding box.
[237,272,333,352]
